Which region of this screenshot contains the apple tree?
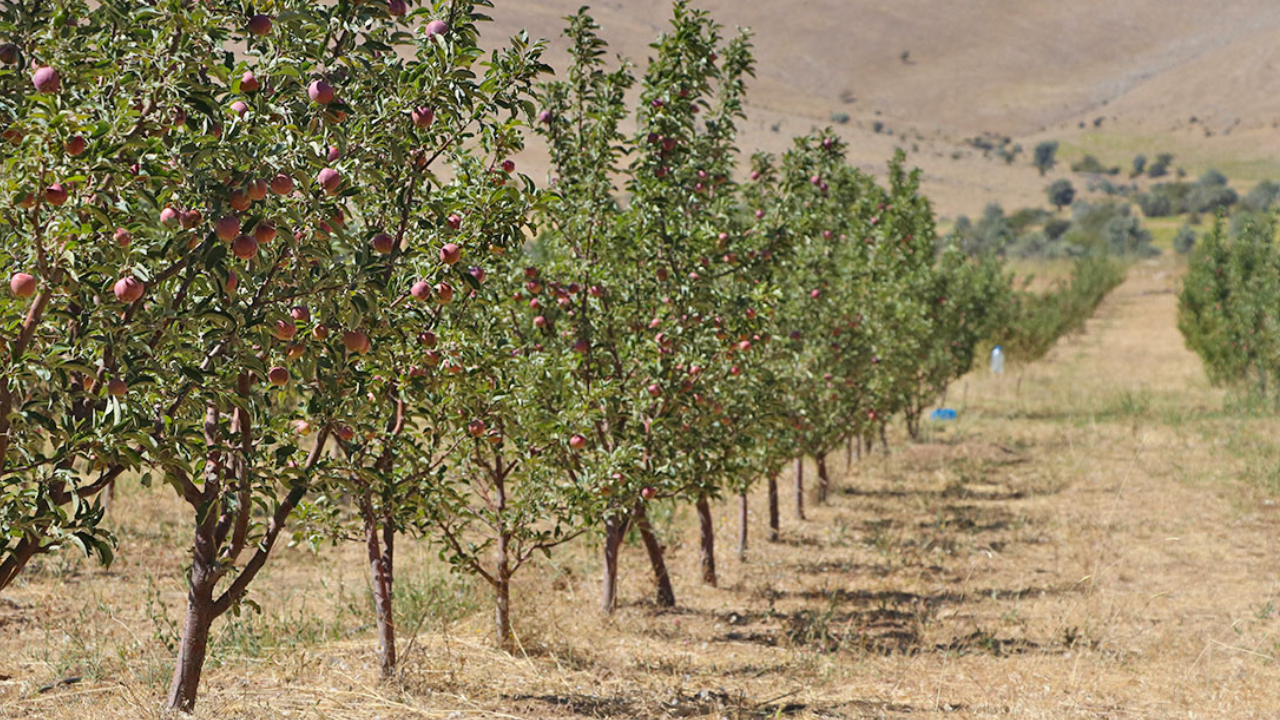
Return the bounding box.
[901,241,1008,438]
[531,3,764,610]
[1,0,551,711]
[254,3,552,680]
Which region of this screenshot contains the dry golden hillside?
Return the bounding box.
[491,0,1280,217]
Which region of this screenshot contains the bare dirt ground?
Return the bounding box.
[4,261,1280,718]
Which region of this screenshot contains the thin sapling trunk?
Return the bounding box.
[767,471,779,542]
[696,494,716,586]
[794,455,806,521]
[633,501,675,607]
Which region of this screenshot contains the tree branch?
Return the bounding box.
[211,426,330,616]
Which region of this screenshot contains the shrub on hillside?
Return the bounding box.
[1067,201,1157,257]
[1189,181,1238,214]
[1136,190,1176,217]
[1131,154,1147,177]
[1033,140,1059,176]
[1009,207,1052,234]
[1241,180,1280,213]
[1044,217,1073,240]
[950,198,1156,260]
[1046,179,1076,210]
[1137,170,1239,218]
[1090,178,1133,197]
[1147,153,1174,178]
[1072,155,1118,175]
[949,203,1014,256]
[1173,226,1197,254]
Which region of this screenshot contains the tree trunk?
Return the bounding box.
[633,502,675,607]
[696,494,716,586]
[767,472,779,543]
[880,423,889,453]
[495,530,512,649]
[816,453,830,504]
[601,514,625,614]
[166,483,311,712]
[165,423,327,713]
[363,500,396,680]
[167,590,213,713]
[794,455,806,521]
[0,534,41,592]
[845,436,853,468]
[737,491,748,561]
[103,477,117,512]
[168,451,223,715]
[168,512,221,714]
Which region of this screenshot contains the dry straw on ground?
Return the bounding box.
[3,256,1280,718]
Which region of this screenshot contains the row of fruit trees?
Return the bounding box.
[1180,213,1280,398]
[0,0,1010,711]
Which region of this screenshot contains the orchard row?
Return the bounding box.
[0,1,1012,712]
[1180,213,1280,396]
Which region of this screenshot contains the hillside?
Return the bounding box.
[491,0,1280,217]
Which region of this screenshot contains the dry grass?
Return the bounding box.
[4,257,1280,718]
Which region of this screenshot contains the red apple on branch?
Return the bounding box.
[317,167,341,194]
[342,330,371,354]
[440,243,461,264]
[44,184,68,206]
[230,235,258,259]
[273,319,297,341]
[65,135,86,156]
[9,273,37,298]
[425,19,448,38]
[253,221,276,244]
[270,173,294,195]
[411,107,434,128]
[308,79,334,105]
[113,276,144,303]
[215,215,241,242]
[247,14,272,36]
[32,66,60,93]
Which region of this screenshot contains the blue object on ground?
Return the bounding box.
[930,408,957,421]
